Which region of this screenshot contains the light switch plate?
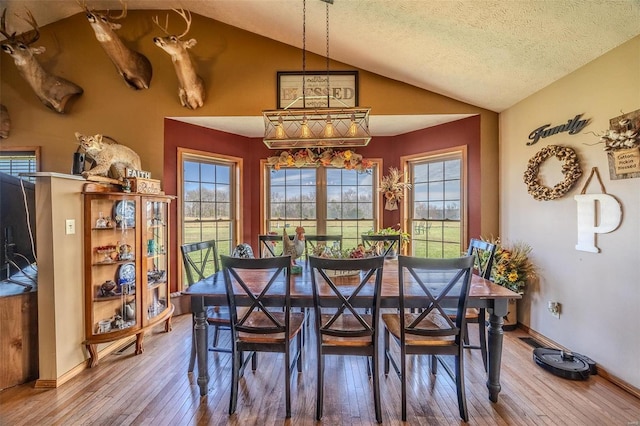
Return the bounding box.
[65,219,76,235]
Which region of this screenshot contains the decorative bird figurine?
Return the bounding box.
[282,226,305,265]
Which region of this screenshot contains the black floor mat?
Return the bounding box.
[519,337,544,348]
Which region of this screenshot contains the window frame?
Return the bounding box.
[0,146,40,181]
[260,159,383,250]
[178,148,242,289]
[402,146,468,258]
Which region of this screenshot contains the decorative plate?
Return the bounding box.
[118,262,136,284]
[114,200,135,228]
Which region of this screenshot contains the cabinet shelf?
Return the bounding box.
[92,259,136,267]
[83,189,174,367]
[92,226,136,231]
[93,293,136,302]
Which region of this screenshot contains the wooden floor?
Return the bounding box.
[1,313,639,425]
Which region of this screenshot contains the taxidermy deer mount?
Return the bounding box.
[79,0,152,90]
[152,8,205,109]
[0,104,10,138]
[0,9,83,114]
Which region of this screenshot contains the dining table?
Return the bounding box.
[183,259,521,402]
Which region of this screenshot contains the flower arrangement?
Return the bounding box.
[266,148,373,173]
[379,167,411,210]
[482,237,536,294]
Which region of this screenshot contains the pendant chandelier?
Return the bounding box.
[263,0,371,149]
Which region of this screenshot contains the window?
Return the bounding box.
[406,149,465,258]
[264,163,379,250]
[180,150,240,267]
[0,148,39,182]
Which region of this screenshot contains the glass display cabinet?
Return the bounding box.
[83,185,174,367]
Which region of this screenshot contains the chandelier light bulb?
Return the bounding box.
[348,114,358,137]
[300,116,311,138]
[275,116,286,139]
[323,115,335,138]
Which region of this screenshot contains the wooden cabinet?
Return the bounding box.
[83,186,174,367]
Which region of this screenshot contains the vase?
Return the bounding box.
[503,298,518,331]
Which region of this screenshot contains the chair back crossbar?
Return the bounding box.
[304,235,342,260]
[308,255,385,423]
[258,234,294,258]
[382,254,474,422]
[361,234,402,257]
[220,254,303,418]
[180,240,229,371]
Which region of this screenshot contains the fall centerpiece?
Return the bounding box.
[266,148,373,172]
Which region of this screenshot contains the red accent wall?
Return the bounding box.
[164,115,481,291]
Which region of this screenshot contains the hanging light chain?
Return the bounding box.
[325,0,330,106]
[302,0,307,108]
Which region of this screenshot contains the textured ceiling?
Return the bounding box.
[1,0,639,134]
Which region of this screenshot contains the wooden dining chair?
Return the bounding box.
[308,255,385,423]
[460,238,497,371]
[220,255,304,418]
[258,233,295,257]
[361,234,402,257]
[303,234,342,260]
[180,240,230,373]
[382,255,474,422]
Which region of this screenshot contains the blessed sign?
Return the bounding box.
[277,71,358,109]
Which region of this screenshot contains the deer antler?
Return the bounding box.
[151,13,171,35]
[18,9,40,45]
[152,8,192,39]
[76,0,88,12]
[173,8,192,39]
[107,0,127,21]
[0,9,14,40]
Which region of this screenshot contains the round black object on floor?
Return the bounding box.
[533,348,591,380]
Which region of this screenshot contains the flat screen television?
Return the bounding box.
[0,172,36,279]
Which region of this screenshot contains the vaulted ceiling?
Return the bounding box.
[2,0,639,134]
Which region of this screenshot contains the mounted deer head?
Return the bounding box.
[79,0,152,90]
[152,8,205,109]
[0,104,10,138]
[0,9,83,114]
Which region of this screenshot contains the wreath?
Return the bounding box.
[523,145,582,201]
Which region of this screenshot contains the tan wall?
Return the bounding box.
[500,36,640,389]
[1,10,498,233]
[32,174,86,386]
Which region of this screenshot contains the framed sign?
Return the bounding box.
[277,70,359,109]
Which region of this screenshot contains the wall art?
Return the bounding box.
[574,167,622,253]
[523,145,582,201]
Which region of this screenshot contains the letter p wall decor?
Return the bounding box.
[574,168,622,253]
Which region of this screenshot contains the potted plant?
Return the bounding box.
[481,237,537,329]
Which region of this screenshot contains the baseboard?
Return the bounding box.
[34,337,135,389]
[522,326,640,399]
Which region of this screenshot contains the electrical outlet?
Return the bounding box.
[65,219,76,235]
[547,301,560,319]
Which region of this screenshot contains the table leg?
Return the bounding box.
[193,296,209,396]
[487,298,508,403]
